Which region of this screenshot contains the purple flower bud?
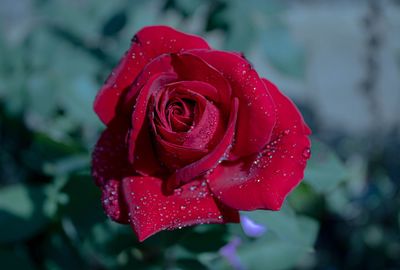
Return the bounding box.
[219,237,245,270]
[241,216,267,237]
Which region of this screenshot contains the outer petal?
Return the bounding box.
[127,73,177,166]
[94,26,210,125]
[122,177,240,242]
[101,179,129,223]
[123,54,177,176]
[190,50,277,159]
[207,80,311,211]
[91,117,132,223]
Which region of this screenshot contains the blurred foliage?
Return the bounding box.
[0,0,399,270]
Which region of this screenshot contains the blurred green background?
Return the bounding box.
[0,0,399,269]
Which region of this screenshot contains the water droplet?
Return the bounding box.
[302,148,311,159]
[283,129,290,135]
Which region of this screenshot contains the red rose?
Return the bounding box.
[92,26,311,241]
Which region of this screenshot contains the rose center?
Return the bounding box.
[149,82,225,173]
[166,98,195,132]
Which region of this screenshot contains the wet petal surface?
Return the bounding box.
[189,50,277,159]
[206,79,311,211]
[167,98,239,190]
[92,117,132,223]
[94,26,210,125]
[122,176,240,241]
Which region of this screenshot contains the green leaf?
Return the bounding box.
[220,0,286,52]
[234,204,318,270]
[60,175,140,268]
[0,35,28,114]
[179,225,229,253]
[176,258,208,270]
[42,231,88,270]
[0,184,54,243]
[24,27,102,142]
[304,139,349,194]
[238,237,305,270]
[262,23,306,79]
[296,216,319,249]
[61,175,105,237]
[234,210,318,270]
[174,0,204,16]
[81,220,138,268]
[24,132,84,175]
[101,10,128,37]
[43,154,90,176]
[243,204,317,247]
[221,0,256,52]
[0,248,34,270]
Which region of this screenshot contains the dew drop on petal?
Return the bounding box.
[302,148,311,159]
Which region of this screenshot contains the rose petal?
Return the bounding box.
[101,179,129,223]
[127,72,177,167]
[122,177,240,241]
[121,54,175,114]
[92,118,131,186]
[94,26,210,125]
[120,55,179,174]
[152,134,208,170]
[92,117,132,223]
[182,100,224,150]
[171,52,232,117]
[166,81,220,103]
[206,80,311,211]
[189,50,277,159]
[154,86,207,140]
[152,86,223,152]
[167,98,239,190]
